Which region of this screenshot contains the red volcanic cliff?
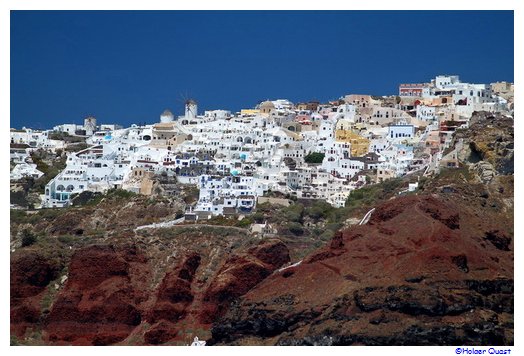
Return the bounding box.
[10,194,513,345]
[44,245,149,345]
[144,252,201,345]
[210,195,513,345]
[11,251,63,338]
[10,238,290,345]
[201,239,290,324]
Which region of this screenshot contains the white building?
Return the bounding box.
[204,110,231,120]
[10,163,44,180]
[387,125,414,141]
[416,105,438,122]
[53,124,81,135]
[434,75,461,89]
[271,99,294,110]
[194,174,268,215]
[321,140,365,179]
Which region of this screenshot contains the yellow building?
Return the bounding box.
[335,130,370,157]
[240,109,260,116]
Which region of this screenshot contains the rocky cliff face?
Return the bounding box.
[10,251,64,338]
[44,245,148,345]
[10,233,289,345]
[11,180,513,346]
[210,194,513,345]
[200,240,290,324]
[11,187,513,346]
[456,112,514,177]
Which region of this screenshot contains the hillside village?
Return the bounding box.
[10,75,514,220]
[9,74,515,347]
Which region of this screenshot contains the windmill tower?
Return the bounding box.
[185,99,198,120]
[84,115,97,136]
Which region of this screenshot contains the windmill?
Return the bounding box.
[177,92,198,120]
[184,99,198,119]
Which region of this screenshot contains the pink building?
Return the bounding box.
[399,83,426,97]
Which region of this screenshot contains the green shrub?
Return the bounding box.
[48,131,70,140]
[65,143,89,152]
[235,217,253,228]
[10,191,30,208]
[251,212,265,224]
[281,203,304,223]
[71,191,104,206]
[418,177,428,191]
[206,215,235,226]
[349,188,365,201]
[21,229,37,247]
[311,227,324,236]
[287,222,304,236]
[305,200,334,221]
[325,222,343,232]
[319,230,335,241]
[304,152,325,164]
[10,209,28,225]
[57,235,76,244]
[30,154,67,193]
[106,188,136,200]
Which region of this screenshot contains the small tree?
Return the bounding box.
[305,152,325,164]
[287,222,304,236]
[282,203,304,223]
[252,212,265,224]
[306,200,333,221]
[21,229,37,247]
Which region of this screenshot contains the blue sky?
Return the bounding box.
[11,10,514,129]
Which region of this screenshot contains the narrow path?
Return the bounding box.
[277,260,302,272]
[136,221,250,234]
[134,217,186,231]
[359,208,376,225]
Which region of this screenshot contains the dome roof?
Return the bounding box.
[161,109,174,117]
[259,101,275,109]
